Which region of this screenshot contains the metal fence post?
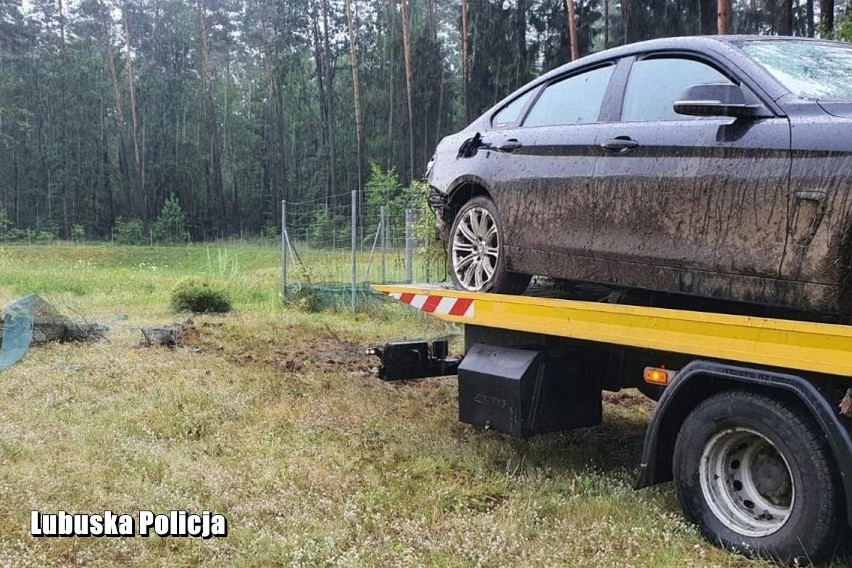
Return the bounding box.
[281,200,287,300]
[351,190,357,310]
[405,208,413,284]
[424,233,429,283]
[380,206,387,284]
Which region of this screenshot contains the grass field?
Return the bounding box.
[0,243,844,567]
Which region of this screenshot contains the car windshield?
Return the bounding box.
[740,40,852,101]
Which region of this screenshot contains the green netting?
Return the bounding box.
[283,283,388,311]
[0,295,37,371]
[0,295,106,372]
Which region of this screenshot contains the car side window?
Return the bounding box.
[492,89,536,128]
[523,65,615,127]
[622,57,732,122]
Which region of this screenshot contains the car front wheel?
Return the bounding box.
[448,196,530,294]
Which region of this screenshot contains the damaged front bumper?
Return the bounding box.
[428,186,451,242]
[427,185,448,210]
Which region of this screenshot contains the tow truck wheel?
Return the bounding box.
[673,391,843,563]
[448,196,530,294]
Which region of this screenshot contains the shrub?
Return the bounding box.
[365,163,404,223]
[264,222,279,239]
[0,209,10,240]
[0,209,56,243]
[837,15,852,42]
[32,230,55,243]
[71,224,85,242]
[405,179,445,270]
[6,228,26,241]
[310,210,350,247]
[152,194,187,244]
[170,278,232,314]
[284,287,321,313]
[115,217,145,245]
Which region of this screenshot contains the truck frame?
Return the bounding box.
[372,284,852,563]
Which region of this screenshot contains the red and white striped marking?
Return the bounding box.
[384,292,475,318]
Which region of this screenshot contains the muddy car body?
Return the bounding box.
[428,36,852,318]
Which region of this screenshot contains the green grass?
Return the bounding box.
[0,244,845,566]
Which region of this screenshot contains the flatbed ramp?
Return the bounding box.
[374,284,852,378]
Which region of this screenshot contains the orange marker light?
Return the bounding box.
[644,367,676,386]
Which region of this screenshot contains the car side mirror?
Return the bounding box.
[674,83,764,119]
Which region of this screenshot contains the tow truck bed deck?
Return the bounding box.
[374,284,852,378]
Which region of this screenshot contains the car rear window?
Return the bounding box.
[740,40,852,101]
[492,89,536,128]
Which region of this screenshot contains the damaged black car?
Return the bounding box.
[427,35,852,319]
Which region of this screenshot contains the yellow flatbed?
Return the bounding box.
[374,284,852,378]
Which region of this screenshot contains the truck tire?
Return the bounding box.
[673,391,843,563]
[448,196,530,294]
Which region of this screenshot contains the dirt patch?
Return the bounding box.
[603,390,656,412]
[183,319,374,377]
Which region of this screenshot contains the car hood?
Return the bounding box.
[817,101,852,119]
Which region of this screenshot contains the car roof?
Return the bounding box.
[539,35,846,82]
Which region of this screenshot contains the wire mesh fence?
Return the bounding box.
[280,191,447,309]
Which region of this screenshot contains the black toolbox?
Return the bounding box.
[458,343,602,438]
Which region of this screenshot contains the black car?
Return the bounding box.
[427,36,852,319]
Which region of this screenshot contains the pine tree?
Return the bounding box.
[152,195,187,244]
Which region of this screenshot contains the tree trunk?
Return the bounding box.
[604,0,610,48]
[622,0,630,44]
[260,17,288,212]
[320,0,337,208]
[195,0,226,232]
[386,0,396,171]
[345,0,366,230]
[806,0,815,35]
[101,14,132,215]
[57,0,68,236]
[780,0,793,34]
[427,0,436,41]
[400,0,415,181]
[57,0,66,45]
[310,5,334,208]
[461,0,469,123]
[517,0,528,77]
[436,68,444,146]
[820,0,834,35]
[123,6,141,180]
[566,0,579,60]
[717,0,730,34]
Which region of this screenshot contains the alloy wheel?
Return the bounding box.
[451,206,499,291]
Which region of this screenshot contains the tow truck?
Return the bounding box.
[370,283,852,563]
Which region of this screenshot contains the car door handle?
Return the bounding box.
[601,137,639,153]
[496,139,523,153]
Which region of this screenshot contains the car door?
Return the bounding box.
[483,63,618,276]
[591,54,792,296]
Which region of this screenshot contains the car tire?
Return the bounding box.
[673,391,843,563]
[448,196,530,294]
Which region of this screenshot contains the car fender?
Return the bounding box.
[438,175,495,215]
[637,359,852,527]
